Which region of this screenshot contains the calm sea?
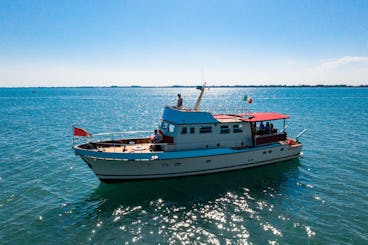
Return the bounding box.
[0,87,367,244]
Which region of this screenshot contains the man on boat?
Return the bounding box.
[177,93,183,109]
[151,129,162,143]
[259,122,265,134]
[151,129,163,151]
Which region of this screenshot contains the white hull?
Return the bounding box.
[77,143,302,182]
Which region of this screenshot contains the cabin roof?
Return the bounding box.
[163,106,289,125]
[214,112,289,122]
[162,106,219,124]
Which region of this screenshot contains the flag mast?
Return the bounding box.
[243,95,253,116]
[72,125,75,146]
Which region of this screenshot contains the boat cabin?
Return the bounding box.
[158,106,288,152]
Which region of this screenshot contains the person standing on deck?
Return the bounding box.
[177,93,183,109]
[153,130,161,143]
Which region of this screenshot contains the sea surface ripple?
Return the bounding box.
[0,87,367,244]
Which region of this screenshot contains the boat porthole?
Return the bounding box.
[206,160,211,163]
[269,150,272,153]
[217,143,220,147]
[280,148,284,151]
[175,162,181,166]
[263,151,266,154]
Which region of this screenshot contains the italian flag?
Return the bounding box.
[243,95,253,103]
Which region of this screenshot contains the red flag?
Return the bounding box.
[73,127,91,137]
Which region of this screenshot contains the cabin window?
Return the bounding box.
[161,121,168,129]
[190,127,195,134]
[200,126,212,134]
[181,127,187,134]
[233,124,243,133]
[169,124,175,133]
[220,125,230,134]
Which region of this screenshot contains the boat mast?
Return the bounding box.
[193,82,206,111]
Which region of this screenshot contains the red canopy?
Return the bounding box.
[214,112,289,122]
[240,112,289,122]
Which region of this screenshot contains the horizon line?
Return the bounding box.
[1,84,368,89]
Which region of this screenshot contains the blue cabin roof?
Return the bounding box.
[162,106,219,125]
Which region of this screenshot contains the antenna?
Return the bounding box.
[201,66,204,84]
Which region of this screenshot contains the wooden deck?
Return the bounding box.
[98,143,161,153]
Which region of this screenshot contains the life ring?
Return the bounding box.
[133,146,146,151]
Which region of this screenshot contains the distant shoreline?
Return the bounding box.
[1,84,367,89]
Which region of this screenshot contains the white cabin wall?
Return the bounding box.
[173,122,253,151]
[174,124,215,150]
[242,123,253,147]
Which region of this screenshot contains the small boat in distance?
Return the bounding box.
[73,84,305,183]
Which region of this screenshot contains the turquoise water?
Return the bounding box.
[0,87,367,244]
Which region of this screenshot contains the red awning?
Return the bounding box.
[214,112,290,122]
[240,112,289,122]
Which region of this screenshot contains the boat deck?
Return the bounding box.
[88,138,301,154]
[96,143,163,153]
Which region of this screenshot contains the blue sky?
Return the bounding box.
[1,0,367,87]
